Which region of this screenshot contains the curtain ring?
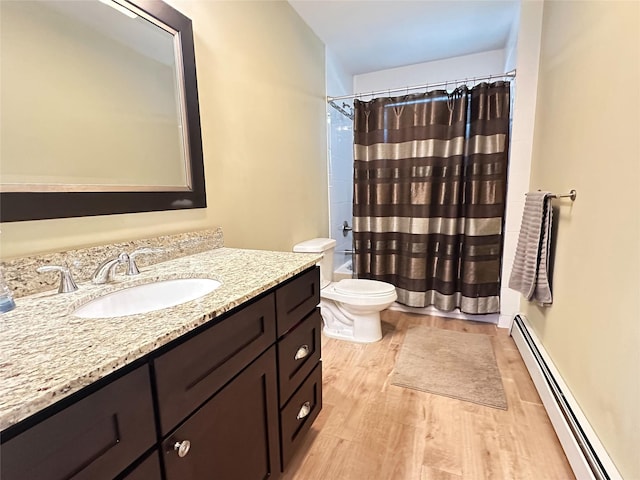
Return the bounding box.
[446,80,454,112]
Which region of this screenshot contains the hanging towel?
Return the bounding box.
[509,191,554,305]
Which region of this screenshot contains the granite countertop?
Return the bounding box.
[0,247,320,431]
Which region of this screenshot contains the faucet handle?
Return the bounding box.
[127,248,162,275]
[37,265,78,294]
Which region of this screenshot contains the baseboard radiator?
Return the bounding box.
[510,315,622,480]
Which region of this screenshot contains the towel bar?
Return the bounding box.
[536,189,577,201]
[549,189,577,201]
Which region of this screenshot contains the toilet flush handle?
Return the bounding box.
[294,345,310,360]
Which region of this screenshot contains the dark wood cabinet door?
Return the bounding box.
[1,366,156,480]
[119,451,162,480]
[162,346,281,480]
[154,293,277,434]
[279,362,322,471]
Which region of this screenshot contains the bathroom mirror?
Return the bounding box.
[0,0,206,222]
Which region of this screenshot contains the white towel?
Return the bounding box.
[508,192,553,305]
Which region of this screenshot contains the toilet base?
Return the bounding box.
[322,325,382,343]
[319,299,383,343]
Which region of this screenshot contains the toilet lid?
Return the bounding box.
[334,279,396,297]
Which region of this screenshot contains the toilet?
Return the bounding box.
[293,238,397,343]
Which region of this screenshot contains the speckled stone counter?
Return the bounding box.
[0,247,320,431]
[2,227,225,298]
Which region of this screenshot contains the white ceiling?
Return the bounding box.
[288,0,520,76]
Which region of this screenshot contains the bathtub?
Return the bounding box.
[333,260,354,281]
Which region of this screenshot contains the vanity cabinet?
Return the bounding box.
[279,362,322,468]
[0,366,156,480]
[153,293,277,435]
[275,269,323,471]
[277,309,322,404]
[1,267,322,480]
[121,452,163,480]
[158,267,323,477]
[162,347,280,480]
[275,267,321,336]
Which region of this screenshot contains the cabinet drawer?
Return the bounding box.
[280,362,322,471]
[275,267,320,337]
[277,309,322,405]
[154,293,277,434]
[1,366,155,480]
[162,346,280,480]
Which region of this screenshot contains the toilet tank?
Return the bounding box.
[293,238,336,288]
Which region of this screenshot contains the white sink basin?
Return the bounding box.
[73,278,221,319]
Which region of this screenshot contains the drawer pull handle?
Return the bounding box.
[294,345,310,360]
[296,401,311,420]
[174,440,191,458]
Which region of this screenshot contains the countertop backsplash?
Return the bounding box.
[1,227,224,298]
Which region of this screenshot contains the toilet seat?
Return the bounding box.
[321,279,397,307]
[334,279,396,297]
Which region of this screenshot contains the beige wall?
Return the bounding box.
[0,1,328,258]
[525,1,640,478]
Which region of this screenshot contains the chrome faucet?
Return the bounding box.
[91,253,130,284]
[36,265,78,293]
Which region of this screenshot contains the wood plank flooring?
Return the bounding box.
[281,310,575,480]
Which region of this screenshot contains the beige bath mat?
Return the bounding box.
[390,326,507,410]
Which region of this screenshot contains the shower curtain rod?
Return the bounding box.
[327,69,516,102]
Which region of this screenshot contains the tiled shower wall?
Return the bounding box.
[327,105,353,270]
[326,49,354,271]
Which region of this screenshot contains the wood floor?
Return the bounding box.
[281,310,575,480]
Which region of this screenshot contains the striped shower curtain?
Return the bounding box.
[353,82,510,314]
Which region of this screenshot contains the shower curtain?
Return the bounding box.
[353,82,510,314]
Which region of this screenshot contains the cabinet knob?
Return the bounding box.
[174,440,191,458]
[294,344,310,360]
[296,401,311,420]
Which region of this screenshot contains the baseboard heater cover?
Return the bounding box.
[510,315,622,480]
